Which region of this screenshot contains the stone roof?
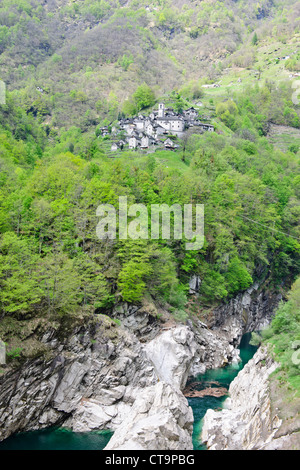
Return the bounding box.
[156,116,184,121]
[198,122,214,127]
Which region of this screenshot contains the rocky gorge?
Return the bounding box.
[0,281,291,450]
[201,346,300,450]
[0,315,232,449]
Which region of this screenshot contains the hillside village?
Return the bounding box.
[99,103,214,152]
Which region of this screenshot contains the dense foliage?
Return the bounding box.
[0,0,299,325]
[0,0,299,128]
[0,79,299,321]
[252,277,300,394]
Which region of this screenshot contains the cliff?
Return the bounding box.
[201,346,300,450]
[0,283,293,450]
[0,306,247,449]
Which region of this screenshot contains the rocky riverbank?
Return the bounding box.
[0,282,285,450]
[0,306,247,448]
[201,346,300,450]
[104,382,194,450]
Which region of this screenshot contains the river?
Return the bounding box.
[0,334,257,450]
[187,333,258,450]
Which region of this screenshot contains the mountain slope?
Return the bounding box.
[0,0,299,128]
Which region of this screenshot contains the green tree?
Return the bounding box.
[74,255,110,308]
[252,32,258,45]
[216,100,238,130]
[118,258,153,303]
[0,232,42,315]
[122,98,137,116]
[133,83,156,111]
[38,252,82,314]
[225,256,253,295]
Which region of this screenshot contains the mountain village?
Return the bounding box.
[98,103,214,152]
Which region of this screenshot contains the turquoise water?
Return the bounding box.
[188,333,258,450]
[0,427,113,450]
[0,334,256,450]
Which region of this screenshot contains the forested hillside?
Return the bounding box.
[0,88,299,321]
[0,0,299,128]
[0,0,299,350]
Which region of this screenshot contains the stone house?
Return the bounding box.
[141,135,150,149]
[111,140,125,151]
[183,107,198,120]
[197,123,214,132]
[111,143,119,151]
[145,122,155,137]
[100,126,110,136]
[129,136,139,149]
[153,124,166,138]
[134,118,145,131]
[156,116,185,133]
[164,138,176,149]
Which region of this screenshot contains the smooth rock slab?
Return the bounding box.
[201,347,281,450]
[104,382,194,450]
[144,326,197,390]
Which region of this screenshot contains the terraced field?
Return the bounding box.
[267,123,300,152]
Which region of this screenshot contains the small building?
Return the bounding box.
[183,107,198,120]
[145,122,155,137]
[153,124,166,138]
[111,143,119,151]
[129,136,139,149]
[156,116,185,133]
[141,135,150,149]
[149,137,157,146]
[198,123,214,132]
[164,138,175,149]
[100,126,110,136]
[122,120,135,135]
[134,118,145,131]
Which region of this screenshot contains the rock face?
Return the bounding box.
[212,282,282,334]
[190,317,242,375]
[201,347,282,450]
[111,301,160,341]
[66,324,197,438]
[0,318,157,442]
[189,275,201,295]
[144,326,197,390]
[0,318,195,450]
[0,281,284,450]
[104,382,194,450]
[0,309,253,447]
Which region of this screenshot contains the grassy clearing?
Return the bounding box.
[267,123,300,152]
